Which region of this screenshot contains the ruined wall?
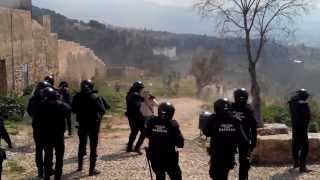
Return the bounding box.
[0,7,33,94]
[0,7,107,94]
[58,40,106,86]
[31,19,59,83]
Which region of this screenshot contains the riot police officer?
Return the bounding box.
[38,87,71,180]
[203,98,240,180]
[72,80,110,176]
[232,88,257,180]
[27,81,52,178]
[145,102,184,180]
[126,81,145,154]
[289,89,311,172]
[58,81,72,136]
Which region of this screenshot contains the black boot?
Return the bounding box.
[300,165,311,173]
[89,169,101,176]
[77,157,83,171]
[37,169,43,178]
[126,145,133,152]
[134,147,143,155]
[89,158,100,176]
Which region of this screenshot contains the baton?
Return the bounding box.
[145,148,153,180]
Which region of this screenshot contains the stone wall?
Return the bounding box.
[31,19,59,83]
[0,7,33,94]
[0,7,107,94]
[58,40,106,86]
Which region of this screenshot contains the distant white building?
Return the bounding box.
[153,46,178,60]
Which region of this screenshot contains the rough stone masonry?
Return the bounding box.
[0,4,107,95]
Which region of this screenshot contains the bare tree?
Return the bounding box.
[190,49,224,97]
[195,0,313,125]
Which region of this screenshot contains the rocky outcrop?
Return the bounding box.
[258,123,289,136]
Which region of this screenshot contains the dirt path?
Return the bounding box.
[3,98,320,179]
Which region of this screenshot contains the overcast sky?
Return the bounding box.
[33,0,320,46]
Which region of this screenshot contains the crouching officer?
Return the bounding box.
[145,102,184,180]
[27,81,52,178]
[289,89,311,172]
[72,80,110,176]
[232,88,257,180]
[38,87,71,180]
[203,98,240,180]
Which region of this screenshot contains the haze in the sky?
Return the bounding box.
[33,0,320,46]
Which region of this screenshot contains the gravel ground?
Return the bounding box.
[2,98,320,180]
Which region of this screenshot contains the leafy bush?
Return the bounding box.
[262,99,320,132]
[98,84,126,117]
[23,84,35,96]
[262,103,291,126]
[0,96,27,121]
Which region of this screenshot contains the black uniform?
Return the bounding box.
[231,103,257,180]
[38,88,71,180]
[27,81,52,178]
[0,116,13,178]
[145,103,184,180]
[126,85,145,153]
[72,89,109,175]
[289,90,311,172]
[0,117,12,149]
[203,99,240,180]
[59,85,72,135]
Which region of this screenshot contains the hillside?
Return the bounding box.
[31,6,320,98]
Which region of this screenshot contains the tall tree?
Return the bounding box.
[195,0,313,125]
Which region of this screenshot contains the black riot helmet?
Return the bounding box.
[296,89,310,101]
[131,81,144,92]
[80,79,94,93]
[43,87,59,102]
[214,98,231,114]
[234,88,249,105]
[158,102,175,120]
[44,75,55,86]
[34,81,52,97]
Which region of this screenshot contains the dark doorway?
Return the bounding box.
[0,59,7,95]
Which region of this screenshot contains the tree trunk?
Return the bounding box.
[249,63,263,127]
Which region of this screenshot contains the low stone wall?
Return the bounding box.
[253,133,320,164]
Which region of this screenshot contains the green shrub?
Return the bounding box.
[0,96,27,121]
[262,99,320,132]
[98,85,126,117]
[262,103,291,126]
[23,84,35,96]
[309,122,319,133]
